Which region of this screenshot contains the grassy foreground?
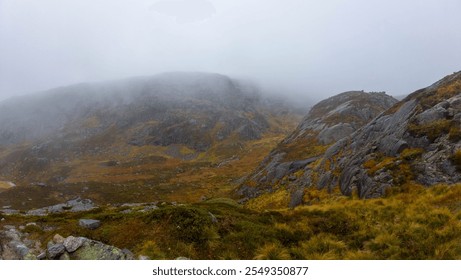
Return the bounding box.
[1,183,460,260]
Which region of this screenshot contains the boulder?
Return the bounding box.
[63,236,85,253]
[78,219,101,230]
[52,234,65,244]
[47,244,66,259]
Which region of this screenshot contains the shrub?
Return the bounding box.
[145,206,214,244]
[139,240,166,259]
[365,232,401,259]
[254,243,291,260]
[291,234,347,259]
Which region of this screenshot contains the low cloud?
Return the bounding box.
[151,0,216,23]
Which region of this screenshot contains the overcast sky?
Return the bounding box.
[1,0,460,102]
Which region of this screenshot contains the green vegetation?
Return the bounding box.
[2,184,461,259]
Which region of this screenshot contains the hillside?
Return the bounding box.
[237,71,461,210]
[316,71,461,198]
[0,72,303,209]
[1,71,461,260]
[237,91,398,207]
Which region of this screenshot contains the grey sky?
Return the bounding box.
[0,0,460,102]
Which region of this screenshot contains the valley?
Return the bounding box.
[1,71,461,260]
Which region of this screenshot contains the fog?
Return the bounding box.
[1,0,460,102]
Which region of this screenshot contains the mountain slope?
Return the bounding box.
[316,71,461,198]
[238,71,461,210]
[236,91,397,207]
[0,72,303,209]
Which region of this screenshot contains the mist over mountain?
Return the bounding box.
[1,70,461,261]
[0,72,303,207]
[0,72,305,146]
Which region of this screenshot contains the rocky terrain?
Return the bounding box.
[0,227,134,260]
[317,71,461,198]
[237,91,398,206]
[238,71,461,209]
[1,71,461,260]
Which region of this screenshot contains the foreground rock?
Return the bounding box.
[45,236,133,260]
[0,225,41,260]
[0,224,133,260]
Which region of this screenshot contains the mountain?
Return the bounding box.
[238,71,461,208]
[2,71,461,260]
[0,72,303,209]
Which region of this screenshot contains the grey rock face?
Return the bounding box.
[237,91,397,205]
[78,219,101,230]
[318,123,354,145]
[316,72,461,197]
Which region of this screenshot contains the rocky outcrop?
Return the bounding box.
[0,225,42,260]
[44,234,132,260]
[316,71,461,198]
[4,197,98,216]
[0,225,133,260]
[237,91,397,206]
[239,71,461,206]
